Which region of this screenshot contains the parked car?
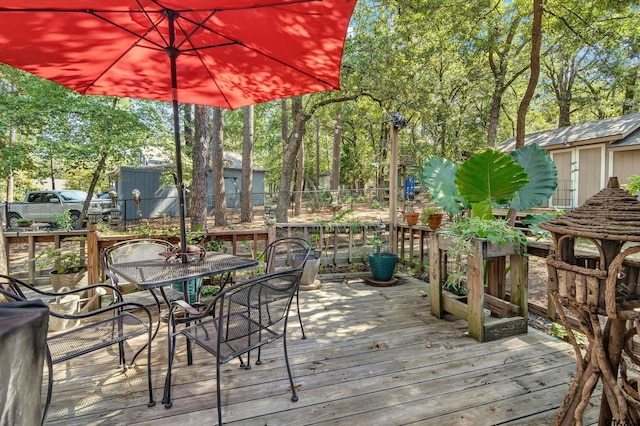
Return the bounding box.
[4,190,111,228]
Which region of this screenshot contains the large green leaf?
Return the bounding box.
[509,144,558,211]
[455,150,528,207]
[421,157,463,216]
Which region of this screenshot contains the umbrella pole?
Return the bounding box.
[167,10,188,259]
[173,98,188,258]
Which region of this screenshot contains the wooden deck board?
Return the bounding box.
[44,273,597,425]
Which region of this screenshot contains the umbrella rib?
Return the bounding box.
[136,0,172,49]
[173,9,219,51]
[87,10,167,52]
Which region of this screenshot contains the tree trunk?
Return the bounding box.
[331,107,342,191]
[190,105,210,230]
[6,127,15,202]
[276,96,306,223]
[183,103,194,148]
[240,105,254,223]
[315,119,321,189]
[487,91,502,148]
[515,0,542,149]
[211,107,227,226]
[294,137,304,216]
[622,66,638,115]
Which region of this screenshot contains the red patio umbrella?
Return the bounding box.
[0,0,356,251]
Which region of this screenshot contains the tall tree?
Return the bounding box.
[211,107,227,226]
[240,105,254,223]
[483,12,530,147]
[190,105,210,230]
[331,107,342,192]
[516,0,543,148]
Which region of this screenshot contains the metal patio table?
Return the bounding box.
[109,252,258,365]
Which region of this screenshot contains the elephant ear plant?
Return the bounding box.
[422,144,557,221]
[421,144,558,292]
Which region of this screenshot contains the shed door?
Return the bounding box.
[550,150,574,208]
[577,146,604,206]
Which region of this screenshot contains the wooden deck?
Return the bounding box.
[44,273,601,425]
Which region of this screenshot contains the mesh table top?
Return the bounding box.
[109,252,258,289]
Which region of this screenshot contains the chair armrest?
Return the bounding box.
[25,282,125,303]
[168,299,213,325]
[50,300,153,324]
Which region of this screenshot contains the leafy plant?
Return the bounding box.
[53,212,74,231]
[441,216,527,291]
[35,240,87,274]
[205,238,228,253]
[422,144,557,219]
[621,175,640,196]
[369,233,385,254]
[446,216,528,247]
[420,205,442,224]
[522,210,564,240]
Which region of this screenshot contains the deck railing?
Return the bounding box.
[3,222,556,322]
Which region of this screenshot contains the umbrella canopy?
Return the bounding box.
[0,0,356,252]
[0,0,355,108]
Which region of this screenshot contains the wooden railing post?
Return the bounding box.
[85,225,100,310]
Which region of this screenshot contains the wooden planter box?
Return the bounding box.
[429,233,528,342]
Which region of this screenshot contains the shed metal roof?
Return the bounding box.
[499,113,640,152]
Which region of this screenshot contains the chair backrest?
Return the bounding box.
[103,238,175,286]
[213,268,303,363]
[263,237,311,274]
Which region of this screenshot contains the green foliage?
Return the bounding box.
[421,157,463,215]
[621,175,640,195]
[522,210,564,239]
[205,239,228,253]
[456,150,528,208]
[423,146,557,218]
[442,216,527,291]
[508,144,558,211]
[550,322,587,345]
[446,216,528,247]
[53,212,74,231]
[420,205,442,224]
[34,240,87,274]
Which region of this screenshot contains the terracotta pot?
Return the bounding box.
[404,212,419,226]
[428,213,443,230]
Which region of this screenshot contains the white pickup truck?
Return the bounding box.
[4,190,111,228]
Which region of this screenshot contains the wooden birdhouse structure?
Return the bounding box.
[540,176,640,425]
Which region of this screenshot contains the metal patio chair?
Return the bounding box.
[104,238,178,299]
[163,268,304,425]
[261,237,311,339]
[0,274,154,425]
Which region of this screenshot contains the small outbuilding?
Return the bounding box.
[108,152,265,219]
[499,113,640,209]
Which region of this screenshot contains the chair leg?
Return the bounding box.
[42,346,54,426]
[146,327,155,407]
[283,335,298,402]
[163,334,178,408]
[216,358,223,426]
[296,292,306,339]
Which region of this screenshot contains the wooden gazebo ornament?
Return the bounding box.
[541,177,640,425]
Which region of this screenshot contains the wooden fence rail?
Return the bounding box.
[3,222,557,324]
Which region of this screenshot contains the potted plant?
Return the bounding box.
[404,203,420,226]
[421,205,444,230]
[35,241,88,294]
[367,223,397,282]
[421,145,557,341]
